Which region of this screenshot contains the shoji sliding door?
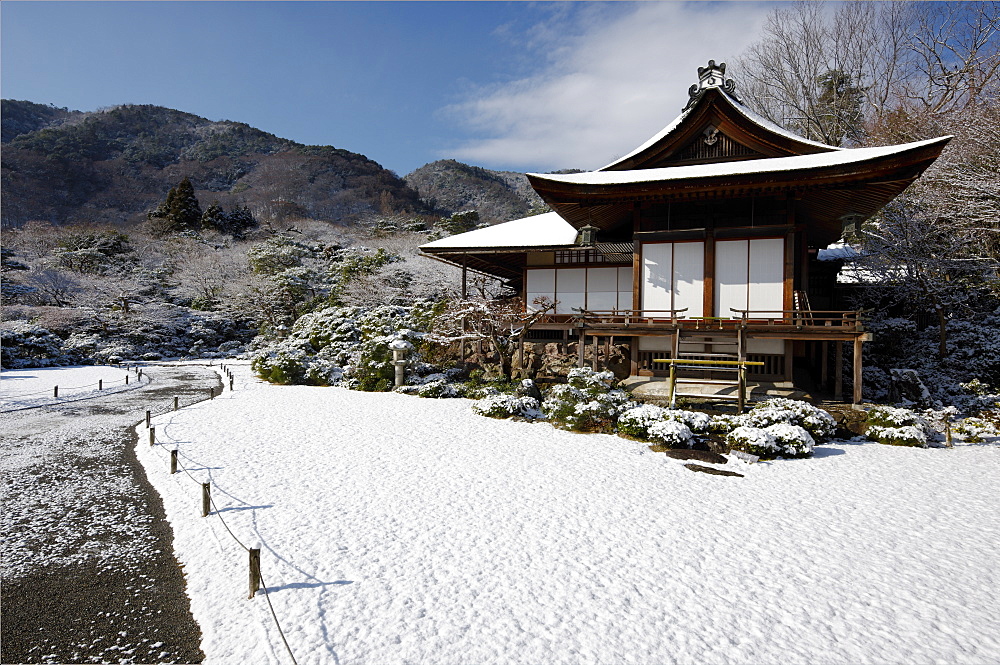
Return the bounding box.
[714,238,784,318]
[641,241,704,318]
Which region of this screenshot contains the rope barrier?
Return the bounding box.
[145,366,299,665]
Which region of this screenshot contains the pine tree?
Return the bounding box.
[201,202,227,231]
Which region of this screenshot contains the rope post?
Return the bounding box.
[202,482,211,517]
[170,449,178,474]
[149,426,155,446]
[249,548,261,599]
[125,375,129,385]
[174,396,179,411]
[946,421,953,448]
[668,363,677,409]
[98,379,103,391]
[138,369,143,380]
[54,386,59,398]
[209,387,215,400]
[146,410,151,428]
[230,378,234,391]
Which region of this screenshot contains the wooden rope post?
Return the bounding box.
[668,363,677,408]
[170,449,178,474]
[946,422,953,448]
[229,378,234,391]
[125,375,129,385]
[209,387,215,400]
[249,549,261,599]
[54,386,59,398]
[146,410,151,428]
[138,369,143,379]
[149,427,155,446]
[98,379,103,391]
[174,396,179,411]
[202,483,211,517]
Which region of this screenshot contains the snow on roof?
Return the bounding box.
[599,89,836,171]
[420,211,578,250]
[533,137,951,187]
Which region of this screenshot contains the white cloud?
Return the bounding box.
[443,2,772,172]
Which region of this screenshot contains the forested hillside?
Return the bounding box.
[404,159,546,223]
[1,101,426,228]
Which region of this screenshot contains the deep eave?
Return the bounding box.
[527,136,952,245]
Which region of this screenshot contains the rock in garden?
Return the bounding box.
[649,447,728,464]
[683,463,744,477]
[888,368,932,407]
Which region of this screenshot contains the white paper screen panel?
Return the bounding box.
[526,268,555,311]
[588,267,618,292]
[618,267,633,310]
[714,240,749,317]
[642,243,673,314]
[748,238,785,316]
[673,241,704,318]
[556,268,586,314]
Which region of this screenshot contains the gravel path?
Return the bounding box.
[1,364,222,664]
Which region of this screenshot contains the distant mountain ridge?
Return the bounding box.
[403,159,546,224]
[1,100,549,230]
[1,100,425,228]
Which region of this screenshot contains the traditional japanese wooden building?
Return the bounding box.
[421,61,950,403]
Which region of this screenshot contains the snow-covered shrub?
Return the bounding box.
[726,426,778,458]
[648,420,694,448]
[744,398,837,442]
[709,413,746,435]
[726,423,814,459]
[251,302,441,389]
[662,408,712,434]
[0,321,76,369]
[617,405,710,440]
[952,417,997,443]
[541,368,634,432]
[763,423,814,457]
[866,406,929,447]
[417,379,459,398]
[471,394,542,420]
[617,404,668,438]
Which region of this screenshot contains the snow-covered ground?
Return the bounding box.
[1,365,144,411]
[132,364,999,665]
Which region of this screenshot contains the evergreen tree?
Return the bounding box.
[201,202,227,231]
[169,177,202,230]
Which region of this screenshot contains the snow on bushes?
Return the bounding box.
[251,302,442,389]
[743,398,837,442]
[541,368,634,432]
[0,321,76,368]
[952,417,998,443]
[726,423,814,459]
[617,405,709,442]
[865,406,930,447]
[648,420,694,448]
[471,394,542,420]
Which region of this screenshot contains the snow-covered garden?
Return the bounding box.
[132,362,1000,665]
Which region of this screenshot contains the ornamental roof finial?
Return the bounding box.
[683,60,742,111]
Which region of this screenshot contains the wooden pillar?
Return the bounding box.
[852,336,863,405]
[821,340,830,391]
[630,338,639,376]
[578,331,586,368]
[461,258,468,298]
[703,230,715,318]
[632,207,642,313]
[592,334,599,371]
[834,341,844,402]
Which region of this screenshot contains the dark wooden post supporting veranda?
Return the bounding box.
[578,330,586,368]
[852,337,864,405]
[834,341,844,402]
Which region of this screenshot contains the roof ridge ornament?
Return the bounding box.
[683,60,742,111]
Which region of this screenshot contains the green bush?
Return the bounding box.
[866,406,929,447]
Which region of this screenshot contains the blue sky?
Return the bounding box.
[2,2,773,175]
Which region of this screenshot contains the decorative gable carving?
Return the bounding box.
[672,127,764,164]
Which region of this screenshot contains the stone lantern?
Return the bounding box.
[388,339,413,387]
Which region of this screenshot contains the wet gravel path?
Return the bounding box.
[1,364,222,664]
